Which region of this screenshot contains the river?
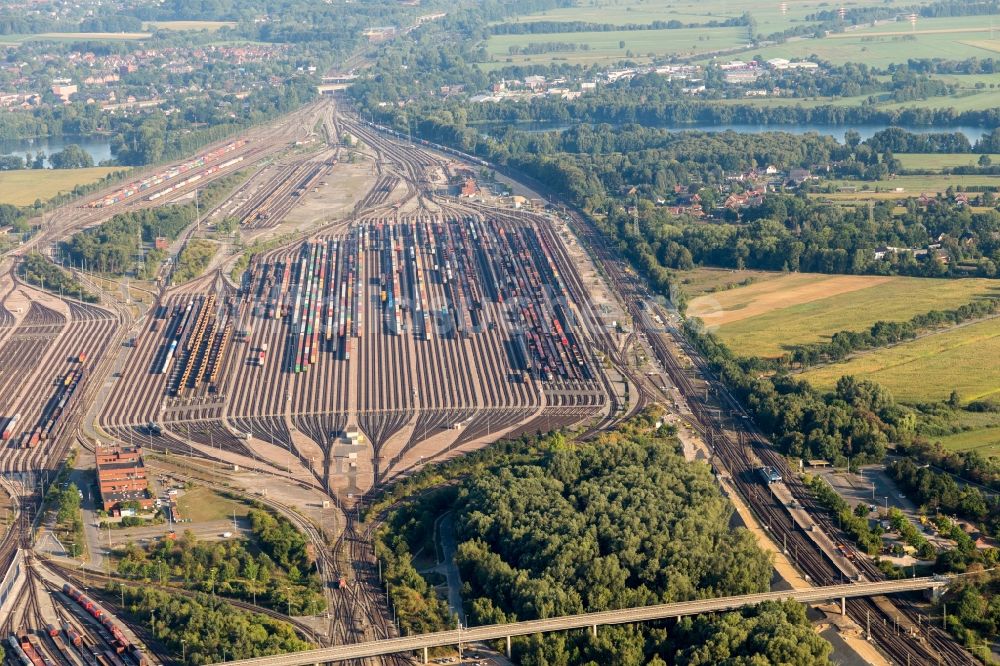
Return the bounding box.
[0,135,113,167]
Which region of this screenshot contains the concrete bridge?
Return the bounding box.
[217,576,949,666]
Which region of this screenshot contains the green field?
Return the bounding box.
[710,67,1000,112]
[750,16,1000,67]
[676,267,784,299]
[0,31,150,43]
[486,25,749,66]
[688,273,1000,358]
[0,167,125,206]
[897,153,1000,171]
[801,316,1000,403]
[144,20,236,31]
[691,271,1000,452]
[499,0,901,35]
[823,174,1000,197]
[935,420,1000,455]
[175,487,250,523]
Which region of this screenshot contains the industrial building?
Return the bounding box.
[96,445,154,511]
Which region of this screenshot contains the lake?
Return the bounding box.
[0,135,113,167]
[484,121,990,144]
[664,124,990,143]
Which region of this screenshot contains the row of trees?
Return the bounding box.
[48,482,86,558]
[784,298,1000,368]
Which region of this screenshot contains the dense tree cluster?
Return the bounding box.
[17,253,98,302]
[935,571,1000,650]
[119,585,311,665]
[116,508,325,615]
[376,417,831,664]
[0,203,29,232]
[687,322,914,464]
[866,128,974,153]
[449,428,823,664]
[61,207,186,276]
[455,432,773,621]
[171,239,217,284]
[887,459,998,537]
[669,601,831,666]
[49,144,95,169]
[375,489,455,637]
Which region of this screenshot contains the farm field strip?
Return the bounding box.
[0,167,127,206]
[823,173,1000,195]
[0,31,150,43]
[897,153,1000,171]
[800,316,1000,404]
[496,0,894,32]
[688,273,885,329]
[485,25,750,65]
[689,274,1000,358]
[144,20,236,31]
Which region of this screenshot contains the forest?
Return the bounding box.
[376,416,831,665]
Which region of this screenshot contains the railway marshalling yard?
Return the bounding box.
[0,98,644,661]
[0,97,982,666]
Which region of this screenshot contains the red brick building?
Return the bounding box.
[96,445,153,511]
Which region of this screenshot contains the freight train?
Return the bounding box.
[86,140,247,209]
[20,366,86,448]
[62,584,146,666]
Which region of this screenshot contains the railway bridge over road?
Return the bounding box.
[218,577,950,666]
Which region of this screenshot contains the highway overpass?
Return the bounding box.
[217,576,948,666]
